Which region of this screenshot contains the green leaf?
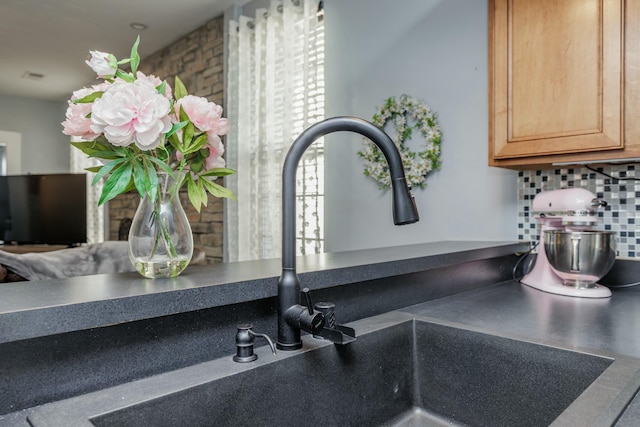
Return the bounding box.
[201,178,236,201]
[76,141,127,160]
[187,175,207,213]
[167,130,182,151]
[182,132,208,154]
[145,163,159,200]
[154,143,171,163]
[166,121,188,139]
[188,156,206,174]
[70,140,107,156]
[156,81,167,96]
[182,120,195,149]
[179,105,190,122]
[115,69,134,82]
[174,76,188,100]
[132,158,146,198]
[107,54,118,70]
[73,91,104,104]
[98,162,133,205]
[91,158,128,186]
[130,35,141,75]
[87,150,124,160]
[199,167,236,177]
[146,156,174,175]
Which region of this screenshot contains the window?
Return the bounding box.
[226,0,325,261]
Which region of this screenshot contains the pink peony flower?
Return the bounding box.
[204,133,226,169]
[174,95,229,135]
[90,79,172,150]
[86,50,116,78]
[61,83,108,141]
[136,71,172,100]
[62,88,98,140]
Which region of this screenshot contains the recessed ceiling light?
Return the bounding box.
[130,22,147,31]
[21,71,44,80]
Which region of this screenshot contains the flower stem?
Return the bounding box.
[148,173,180,260]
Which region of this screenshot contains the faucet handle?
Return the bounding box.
[283,289,325,336]
[302,287,315,315]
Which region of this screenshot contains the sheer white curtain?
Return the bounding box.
[226,0,325,262]
[70,146,104,243]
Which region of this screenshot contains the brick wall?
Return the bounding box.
[108,16,226,264]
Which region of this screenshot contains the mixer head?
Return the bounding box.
[531,188,607,227]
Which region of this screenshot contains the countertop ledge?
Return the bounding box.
[0,240,527,344]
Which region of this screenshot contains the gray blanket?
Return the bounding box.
[0,241,135,281]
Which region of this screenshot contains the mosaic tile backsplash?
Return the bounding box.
[518,165,640,258]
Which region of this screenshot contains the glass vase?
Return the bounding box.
[128,172,194,278]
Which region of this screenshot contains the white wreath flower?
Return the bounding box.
[358,94,442,189]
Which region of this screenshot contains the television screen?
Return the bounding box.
[0,173,87,246]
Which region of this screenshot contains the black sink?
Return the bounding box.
[27,312,639,427]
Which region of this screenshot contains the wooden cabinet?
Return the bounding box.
[488,0,639,168]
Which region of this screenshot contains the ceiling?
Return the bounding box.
[0,0,242,102]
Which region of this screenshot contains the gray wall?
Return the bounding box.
[0,94,70,174]
[323,0,517,252]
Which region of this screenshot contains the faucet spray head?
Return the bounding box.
[391,177,419,225]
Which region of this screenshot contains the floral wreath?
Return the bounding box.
[357,94,442,190]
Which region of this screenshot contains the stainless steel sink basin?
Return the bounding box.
[28,312,640,427]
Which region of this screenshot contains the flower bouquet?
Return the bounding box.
[62,37,235,277]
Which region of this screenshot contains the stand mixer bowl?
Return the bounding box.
[544,230,617,289]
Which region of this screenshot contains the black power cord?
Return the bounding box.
[584,164,640,181]
[512,241,538,283]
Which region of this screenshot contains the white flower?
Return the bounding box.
[358,95,442,190]
[90,79,172,150]
[86,50,116,78]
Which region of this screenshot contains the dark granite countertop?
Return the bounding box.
[4,241,640,425]
[18,264,640,427]
[0,240,528,345]
[402,279,640,425]
[402,280,640,359]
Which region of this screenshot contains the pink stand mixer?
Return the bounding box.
[521,188,617,298]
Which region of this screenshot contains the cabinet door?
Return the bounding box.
[490,0,623,162]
